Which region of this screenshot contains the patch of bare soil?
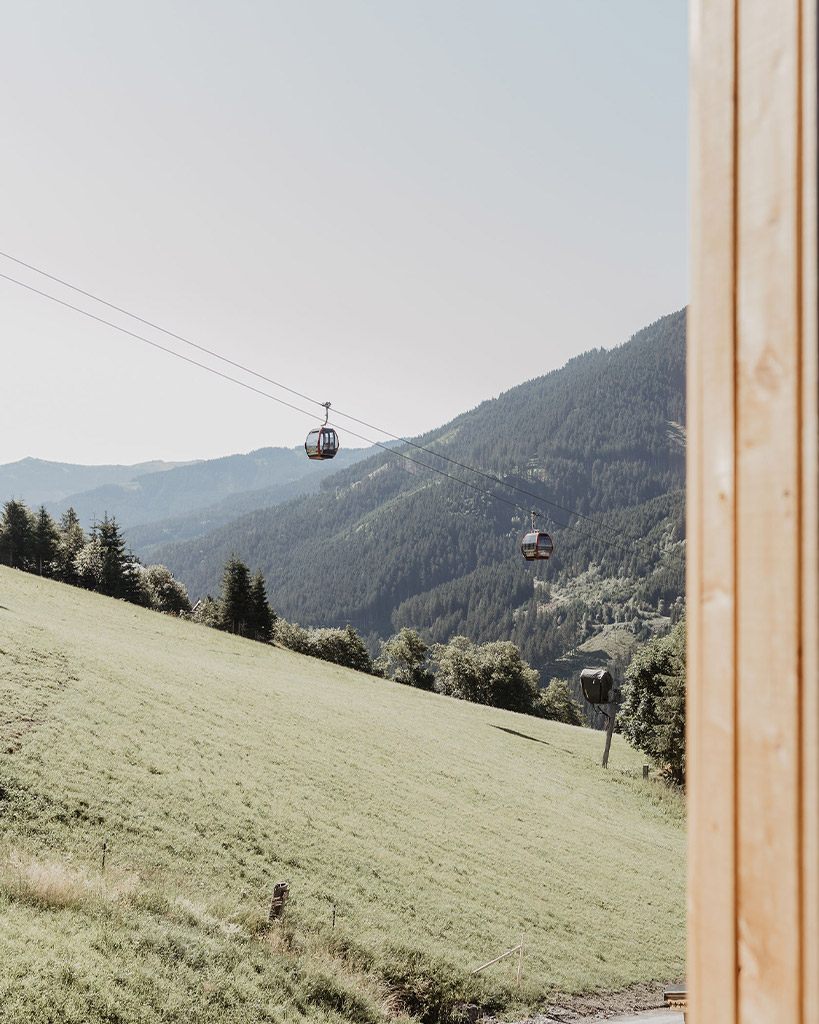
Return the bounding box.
[484,980,679,1022]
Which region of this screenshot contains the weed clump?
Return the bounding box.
[378,945,486,1024]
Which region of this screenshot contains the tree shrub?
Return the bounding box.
[432,637,539,714]
[618,618,686,784]
[379,628,435,689]
[536,678,584,725]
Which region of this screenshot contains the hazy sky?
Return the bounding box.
[1,1,688,467]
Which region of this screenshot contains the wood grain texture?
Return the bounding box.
[736,3,803,1021]
[687,2,738,1021]
[689,2,817,1022]
[799,4,819,1019]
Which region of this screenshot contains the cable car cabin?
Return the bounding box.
[305,426,339,460]
[521,531,553,561]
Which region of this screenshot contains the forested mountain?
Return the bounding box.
[125,468,364,561]
[156,309,687,693]
[45,445,372,532]
[0,456,197,507]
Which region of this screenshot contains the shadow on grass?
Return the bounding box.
[490,725,552,747]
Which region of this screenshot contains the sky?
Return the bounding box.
[0,1,688,467]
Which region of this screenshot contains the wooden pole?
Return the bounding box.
[602,701,616,768]
[471,943,522,975]
[516,932,525,989]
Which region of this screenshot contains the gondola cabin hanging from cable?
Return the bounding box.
[521,511,553,561]
[305,401,339,460]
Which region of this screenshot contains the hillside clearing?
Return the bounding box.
[0,567,684,1023]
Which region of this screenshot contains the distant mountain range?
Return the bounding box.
[0,447,375,552]
[0,457,199,507]
[46,445,372,532]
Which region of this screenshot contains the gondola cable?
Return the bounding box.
[0,250,651,543]
[0,261,685,569]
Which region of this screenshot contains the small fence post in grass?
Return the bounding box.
[102,838,107,872]
[268,882,290,921]
[643,763,649,779]
[516,933,525,989]
[332,901,336,929]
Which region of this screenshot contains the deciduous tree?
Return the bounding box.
[144,564,191,615]
[433,637,539,713]
[618,618,686,784]
[536,678,584,726]
[379,628,434,689]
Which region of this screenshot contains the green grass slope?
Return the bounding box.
[0,567,684,1024]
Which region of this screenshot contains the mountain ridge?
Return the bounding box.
[45,445,374,531]
[0,456,201,506]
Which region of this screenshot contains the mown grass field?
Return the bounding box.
[0,566,685,1023]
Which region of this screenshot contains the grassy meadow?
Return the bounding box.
[0,566,685,1023]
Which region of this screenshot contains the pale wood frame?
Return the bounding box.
[688,2,818,1021]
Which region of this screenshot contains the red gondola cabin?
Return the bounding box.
[521,530,553,561]
[305,426,339,460]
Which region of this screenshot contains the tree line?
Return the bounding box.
[0,498,191,613]
[3,495,686,760]
[1,495,585,726]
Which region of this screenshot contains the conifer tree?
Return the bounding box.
[248,569,276,642]
[93,513,136,599]
[30,506,60,576]
[0,499,33,568]
[57,508,86,584]
[219,554,252,634]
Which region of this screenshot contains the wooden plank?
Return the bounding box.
[799,4,819,1020]
[687,2,738,1022]
[691,3,818,1022]
[735,2,803,1021]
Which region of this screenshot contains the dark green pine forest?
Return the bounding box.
[156,309,686,695]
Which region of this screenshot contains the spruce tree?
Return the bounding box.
[94,513,133,599]
[219,554,252,634]
[0,499,33,569]
[30,506,60,576]
[248,569,276,642]
[57,508,86,584]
